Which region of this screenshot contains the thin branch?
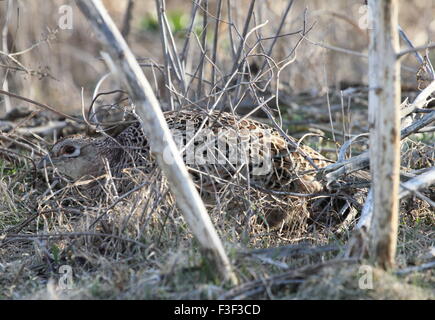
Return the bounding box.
[121,0,134,40]
[258,0,295,76]
[1,0,13,113]
[398,166,435,199]
[196,0,208,98]
[231,0,256,73]
[155,0,174,110]
[397,42,435,60]
[210,0,222,90]
[0,89,84,123]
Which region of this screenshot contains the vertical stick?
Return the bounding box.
[1,0,13,113]
[211,0,222,90]
[197,0,208,98]
[155,0,174,110]
[367,0,401,269]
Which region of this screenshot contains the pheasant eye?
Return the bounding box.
[62,145,76,155]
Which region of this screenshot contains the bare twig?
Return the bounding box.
[395,261,435,275]
[226,0,237,60]
[155,0,175,110]
[231,0,256,74]
[397,42,435,61]
[1,0,13,113]
[210,0,222,90]
[121,0,134,40]
[196,0,208,98]
[398,167,435,199]
[180,0,201,64]
[0,89,84,123]
[1,232,149,250]
[358,167,435,231]
[401,110,435,139]
[258,0,295,76]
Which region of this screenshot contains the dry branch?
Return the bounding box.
[398,25,435,80]
[0,89,84,123]
[397,43,435,60]
[357,167,435,231]
[395,261,435,275]
[75,0,237,285]
[399,167,435,199]
[1,0,13,113]
[323,80,435,183]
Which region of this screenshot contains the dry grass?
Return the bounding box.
[0,97,433,300]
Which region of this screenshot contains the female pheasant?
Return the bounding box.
[38,108,330,228]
